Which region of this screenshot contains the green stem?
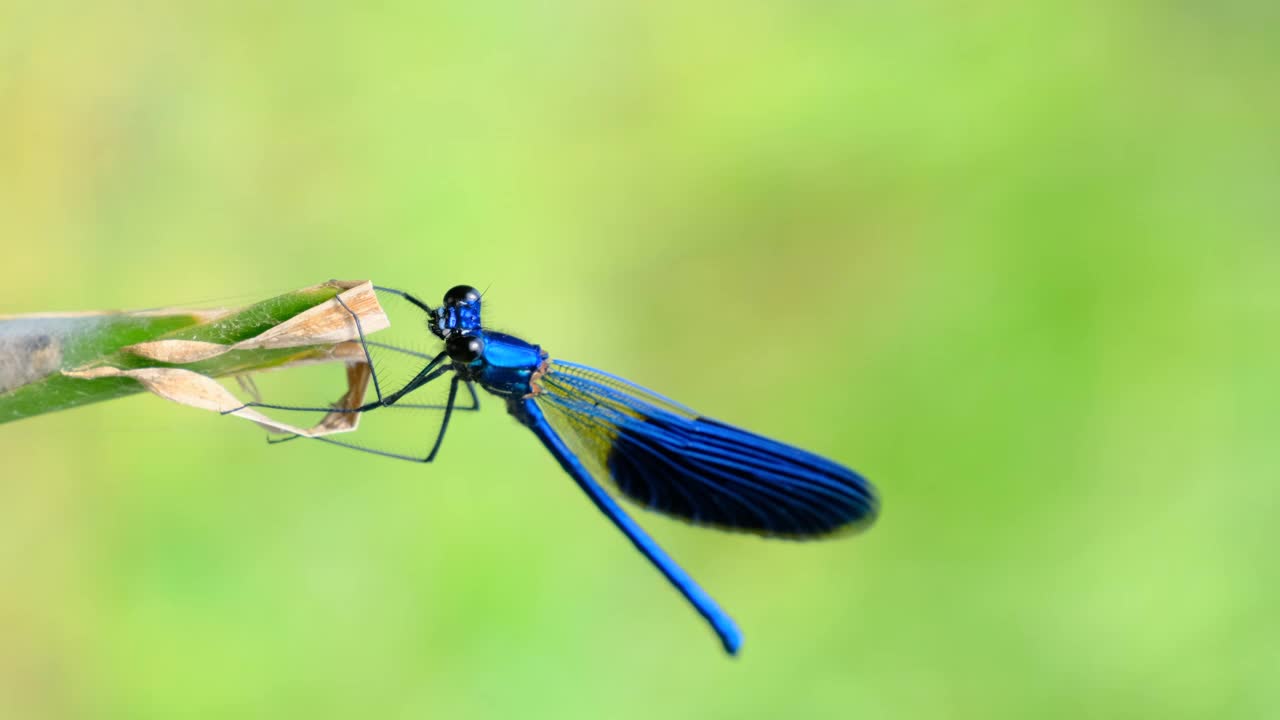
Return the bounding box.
[0,285,348,424]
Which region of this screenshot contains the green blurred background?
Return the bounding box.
[2,2,1278,718]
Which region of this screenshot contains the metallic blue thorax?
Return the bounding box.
[467,330,544,398]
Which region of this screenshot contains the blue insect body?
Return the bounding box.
[251,284,878,654]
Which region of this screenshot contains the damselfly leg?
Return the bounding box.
[228,285,479,462]
[221,286,463,416]
[268,373,470,463]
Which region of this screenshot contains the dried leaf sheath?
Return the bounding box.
[0,281,388,432]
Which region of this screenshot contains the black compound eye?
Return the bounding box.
[443,284,481,306]
[445,334,484,363]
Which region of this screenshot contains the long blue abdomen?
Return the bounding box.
[518,398,744,654]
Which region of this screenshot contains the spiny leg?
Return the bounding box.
[395,378,480,412]
[227,285,445,417]
[372,285,435,317]
[261,363,459,449]
[271,375,466,463]
[265,380,479,447]
[227,283,441,417]
[421,372,462,461]
[336,284,448,406]
[334,293,384,403]
[363,341,482,407]
[236,285,471,452]
[223,351,450,415]
[363,340,478,410]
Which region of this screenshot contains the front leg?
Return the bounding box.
[221,351,450,415]
[271,374,467,463]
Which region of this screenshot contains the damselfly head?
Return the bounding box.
[430,284,483,339]
[443,285,481,307]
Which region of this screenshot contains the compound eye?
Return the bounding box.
[445,334,484,363]
[443,285,481,307]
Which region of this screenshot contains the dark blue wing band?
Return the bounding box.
[537,363,878,538]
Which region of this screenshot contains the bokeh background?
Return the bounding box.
[2,2,1278,718]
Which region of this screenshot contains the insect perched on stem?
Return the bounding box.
[228,284,879,654]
